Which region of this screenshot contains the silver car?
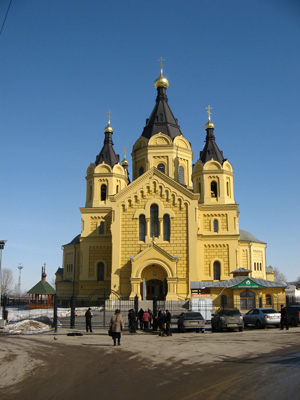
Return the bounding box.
[243,308,281,328]
[177,311,205,333]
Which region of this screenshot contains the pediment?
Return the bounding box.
[112,167,199,204]
[131,243,178,264]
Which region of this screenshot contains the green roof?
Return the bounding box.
[27,280,56,295]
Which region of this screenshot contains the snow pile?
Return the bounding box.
[2,320,51,335]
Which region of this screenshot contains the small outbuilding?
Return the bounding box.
[27,266,56,310]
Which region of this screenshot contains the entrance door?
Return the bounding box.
[146,279,164,300]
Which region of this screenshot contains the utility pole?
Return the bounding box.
[0,240,7,322]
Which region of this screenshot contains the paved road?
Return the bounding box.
[1,327,299,400]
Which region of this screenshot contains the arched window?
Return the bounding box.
[163,214,170,241]
[266,294,272,306]
[199,182,201,195]
[150,204,159,237]
[101,184,107,201]
[213,261,221,280]
[157,163,165,173]
[99,221,105,235]
[226,181,230,196]
[213,219,219,233]
[179,166,185,184]
[139,215,146,242]
[211,181,217,198]
[240,290,255,310]
[139,167,144,176]
[116,185,119,193]
[221,295,228,308]
[97,262,105,281]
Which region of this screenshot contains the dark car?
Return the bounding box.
[211,308,244,332]
[286,305,300,327]
[177,311,205,333]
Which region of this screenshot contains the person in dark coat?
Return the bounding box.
[85,307,93,332]
[128,309,137,333]
[280,304,289,330]
[138,308,144,330]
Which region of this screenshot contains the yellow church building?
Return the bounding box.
[56,65,286,311]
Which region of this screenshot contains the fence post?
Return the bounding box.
[70,295,76,328]
[53,294,58,332]
[103,289,106,328]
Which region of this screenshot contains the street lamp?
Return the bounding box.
[0,240,7,322]
[18,264,23,295]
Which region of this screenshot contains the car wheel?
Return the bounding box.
[239,327,244,332]
[201,329,205,333]
[255,320,262,329]
[211,325,216,332]
[196,329,200,333]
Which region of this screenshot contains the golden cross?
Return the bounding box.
[206,105,212,120]
[123,146,127,158]
[158,57,165,69]
[106,109,112,124]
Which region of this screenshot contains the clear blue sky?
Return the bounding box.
[1,0,299,292]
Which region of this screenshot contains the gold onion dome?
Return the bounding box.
[121,157,129,167]
[154,69,169,89]
[205,105,215,129]
[104,121,113,133]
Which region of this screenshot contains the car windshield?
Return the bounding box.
[184,313,203,319]
[262,309,277,314]
[221,309,240,316]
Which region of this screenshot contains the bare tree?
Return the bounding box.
[273,267,287,282]
[296,276,300,289]
[1,268,14,295]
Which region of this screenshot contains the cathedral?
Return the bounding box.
[56,64,286,310]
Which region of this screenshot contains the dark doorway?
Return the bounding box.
[146,279,164,300]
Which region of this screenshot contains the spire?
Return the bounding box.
[199,106,226,164]
[95,110,120,167]
[141,58,183,140]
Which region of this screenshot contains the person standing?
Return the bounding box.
[128,309,137,333]
[85,307,93,333]
[142,309,150,331]
[138,308,144,330]
[280,304,289,330]
[110,309,124,346]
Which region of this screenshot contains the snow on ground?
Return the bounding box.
[2,319,52,334]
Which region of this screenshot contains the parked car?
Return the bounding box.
[177,311,205,332]
[243,308,281,328]
[286,305,300,327]
[211,308,244,332]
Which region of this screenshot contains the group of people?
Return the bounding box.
[127,307,172,335]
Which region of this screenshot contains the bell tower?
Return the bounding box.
[192,106,235,205]
[132,59,193,187]
[85,111,129,208]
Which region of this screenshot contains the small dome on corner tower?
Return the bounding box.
[154,57,169,89]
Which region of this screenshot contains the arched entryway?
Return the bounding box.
[141,264,168,300]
